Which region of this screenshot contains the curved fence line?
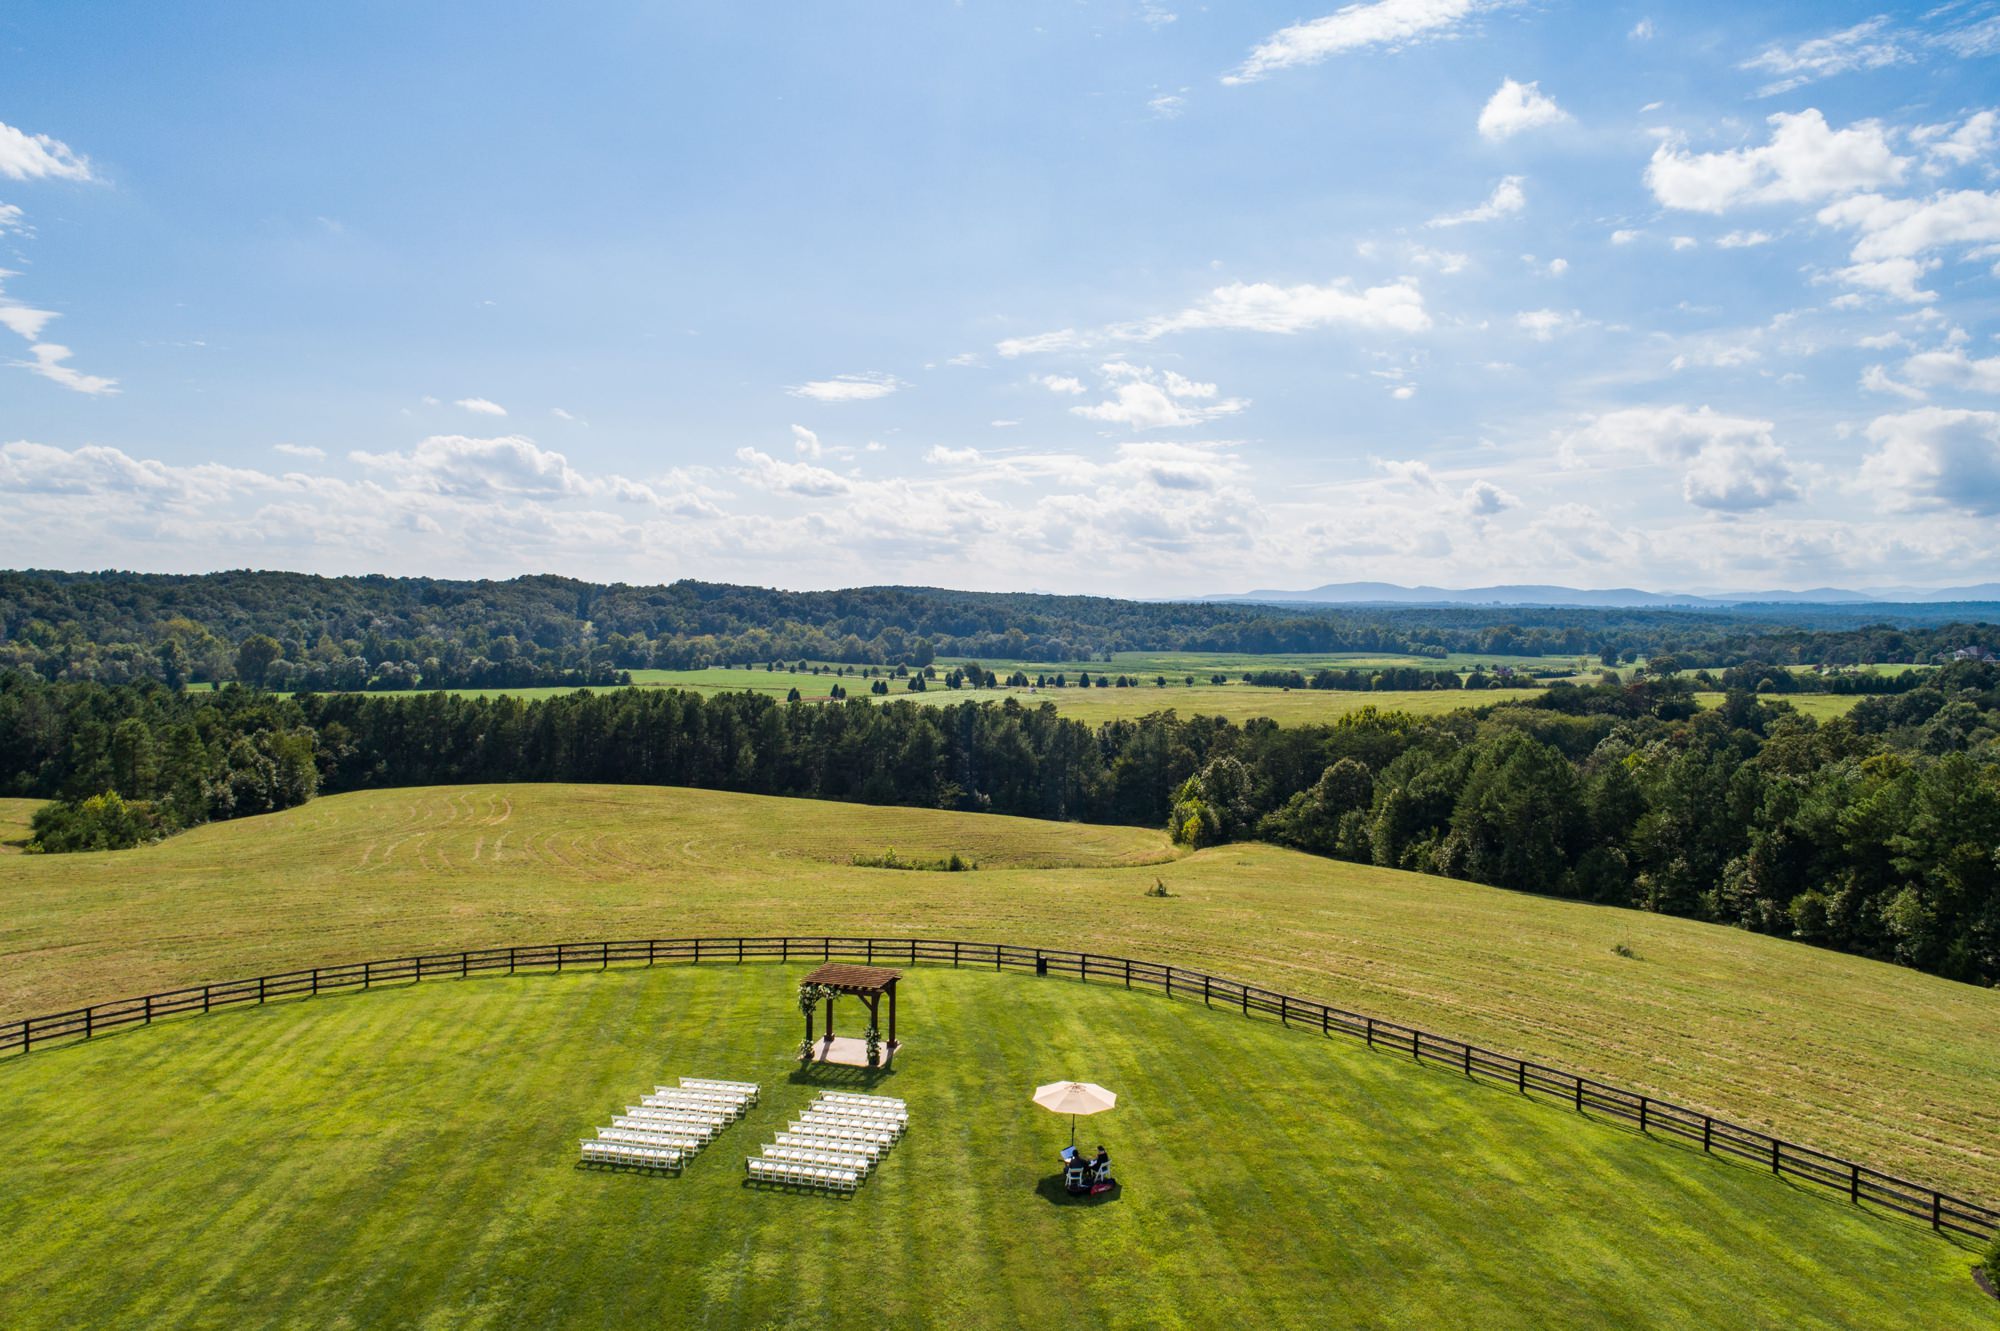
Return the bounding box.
[2,933,1994,1243]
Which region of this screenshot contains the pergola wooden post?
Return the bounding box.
[799,962,903,1066]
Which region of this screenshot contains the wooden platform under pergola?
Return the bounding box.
[800,962,901,1067]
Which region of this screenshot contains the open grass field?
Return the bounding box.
[0,796,37,852]
[4,784,1998,1207]
[0,962,1988,1330]
[386,666,1552,726]
[1693,692,1867,721]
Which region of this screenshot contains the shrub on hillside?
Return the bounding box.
[27,792,163,853]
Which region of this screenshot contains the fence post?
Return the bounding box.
[85,1008,93,1039]
[1321,1006,1329,1036]
[21,1021,27,1054]
[1239,984,1247,1016]
[1930,1192,1941,1231]
[1849,1163,1860,1203]
[1573,1076,1583,1111]
[779,937,787,963]
[257,977,265,1005]
[601,941,609,970]
[1462,1045,1471,1077]
[461,951,469,979]
[738,938,744,964]
[364,961,372,989]
[954,941,961,969]
[1516,1060,1525,1094]
[1770,1140,1781,1174]
[693,939,700,964]
[1410,1030,1419,1060]
[823,937,830,961]
[1365,1017,1374,1048]
[144,994,153,1025]
[1702,1117,1712,1152]
[312,968,320,996]
[509,947,517,975]
[203,985,211,1013]
[1280,994,1289,1026]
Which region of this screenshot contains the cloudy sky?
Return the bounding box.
[5,2,2000,595]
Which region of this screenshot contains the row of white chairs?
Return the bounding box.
[681,1077,760,1101]
[649,1088,752,1118]
[652,1087,752,1111]
[598,1125,702,1149]
[791,1116,896,1147]
[608,1119,708,1147]
[801,1106,904,1135]
[762,1143,873,1173]
[746,1156,859,1192]
[818,1091,905,1110]
[776,1130,883,1161]
[581,1139,682,1171]
[622,1106,721,1135]
[659,1081,757,1107]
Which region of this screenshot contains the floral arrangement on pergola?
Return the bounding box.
[797,963,901,1066]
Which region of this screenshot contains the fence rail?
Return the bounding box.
[2,933,1994,1243]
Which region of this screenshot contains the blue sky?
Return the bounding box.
[4,1,2000,595]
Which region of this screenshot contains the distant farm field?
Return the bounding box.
[1693,692,1867,721]
[0,962,1985,1331]
[4,784,1997,1203]
[0,797,37,852]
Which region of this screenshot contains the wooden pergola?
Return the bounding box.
[801,962,901,1066]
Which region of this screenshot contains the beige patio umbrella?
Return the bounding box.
[1032,1080,1117,1146]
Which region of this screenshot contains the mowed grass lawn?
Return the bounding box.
[0,963,1986,1330]
[4,785,1999,1205]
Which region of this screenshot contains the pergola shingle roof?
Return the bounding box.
[801,962,902,994]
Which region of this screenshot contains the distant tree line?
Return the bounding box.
[3,660,1995,985]
[4,570,1995,689]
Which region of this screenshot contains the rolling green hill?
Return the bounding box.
[3,784,1996,1205]
[0,962,1989,1330]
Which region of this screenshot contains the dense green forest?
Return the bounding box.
[2,570,1996,688]
[5,661,1995,986]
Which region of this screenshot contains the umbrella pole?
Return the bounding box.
[1071,1115,1077,1147]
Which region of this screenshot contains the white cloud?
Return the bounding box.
[350,434,665,505]
[1477,78,1569,141]
[1834,256,1939,303]
[1630,18,1655,41]
[1646,110,1906,213]
[551,407,578,422]
[1912,110,2000,172]
[1565,405,1800,511]
[1072,363,1248,430]
[1149,93,1187,119]
[733,446,852,497]
[16,342,117,395]
[1545,257,1568,276]
[0,203,27,236]
[790,424,823,459]
[1429,176,1525,227]
[1860,407,2000,514]
[0,300,57,341]
[1818,189,2000,276]
[1460,478,1517,515]
[1610,228,1640,245]
[995,329,1089,359]
[1002,276,1428,357]
[1515,308,1578,341]
[1860,363,1925,400]
[1903,346,2000,394]
[1740,18,1909,97]
[1038,374,1087,395]
[0,121,94,182]
[924,445,983,465]
[1392,384,1417,400]
[1671,236,1698,251]
[1117,277,1431,338]
[786,371,904,402]
[455,397,507,417]
[1224,0,1487,84]
[273,443,326,460]
[1716,230,1773,248]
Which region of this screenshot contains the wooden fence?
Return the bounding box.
[1,933,1993,1244]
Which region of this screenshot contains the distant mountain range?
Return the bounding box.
[1200,582,2000,609]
